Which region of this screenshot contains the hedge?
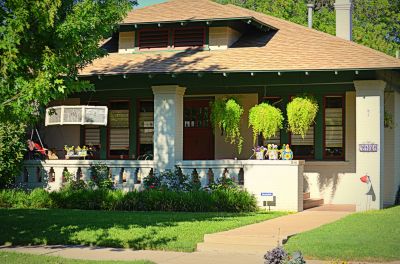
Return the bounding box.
[0,188,257,213]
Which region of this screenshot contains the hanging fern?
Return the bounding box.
[248,103,284,144]
[287,96,319,138]
[211,98,244,153]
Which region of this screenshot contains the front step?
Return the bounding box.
[204,234,284,246]
[197,241,276,254]
[303,198,324,210]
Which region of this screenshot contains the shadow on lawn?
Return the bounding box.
[0,209,251,250]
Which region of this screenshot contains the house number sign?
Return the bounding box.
[359,143,378,152]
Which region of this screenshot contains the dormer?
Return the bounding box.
[118,25,246,53]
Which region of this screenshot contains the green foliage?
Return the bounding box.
[0,209,285,252]
[89,163,114,190]
[0,0,134,186]
[0,188,257,212]
[0,122,26,188]
[216,0,400,57]
[287,96,319,138]
[249,103,284,144]
[210,98,244,153]
[284,206,400,261]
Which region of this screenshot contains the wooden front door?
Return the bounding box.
[183,99,214,160]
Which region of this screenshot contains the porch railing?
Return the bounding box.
[20,160,154,191]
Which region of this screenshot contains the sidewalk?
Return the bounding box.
[0,209,372,264]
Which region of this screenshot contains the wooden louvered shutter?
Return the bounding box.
[173,27,205,48]
[139,29,169,49]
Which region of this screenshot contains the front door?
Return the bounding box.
[183,98,214,160]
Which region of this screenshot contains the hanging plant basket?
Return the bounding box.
[210,98,244,153]
[248,103,284,144]
[287,96,319,138]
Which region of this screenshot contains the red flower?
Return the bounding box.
[150,185,155,189]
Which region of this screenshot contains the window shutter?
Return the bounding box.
[139,29,169,49]
[173,28,205,47]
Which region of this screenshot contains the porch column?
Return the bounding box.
[354,80,386,211]
[152,85,186,172]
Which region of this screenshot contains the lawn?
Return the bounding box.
[285,206,400,262]
[0,209,286,252]
[0,251,154,264]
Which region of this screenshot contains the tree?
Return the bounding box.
[0,0,135,187]
[217,0,400,57]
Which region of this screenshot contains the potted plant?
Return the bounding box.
[64,145,75,156]
[248,103,284,145]
[252,146,266,160]
[211,97,244,153]
[287,96,319,138]
[267,144,279,160]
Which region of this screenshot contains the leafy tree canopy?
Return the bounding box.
[0,0,134,187]
[0,0,135,123]
[216,0,400,57]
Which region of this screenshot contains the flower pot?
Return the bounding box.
[268,150,279,160]
[255,152,264,160]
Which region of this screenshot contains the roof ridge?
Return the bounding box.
[226,3,400,64]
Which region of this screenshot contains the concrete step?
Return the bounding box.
[303,192,310,200]
[197,242,276,254]
[203,234,284,246]
[303,198,324,210]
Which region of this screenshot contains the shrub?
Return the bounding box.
[264,246,306,264]
[264,247,288,264]
[89,163,114,190]
[0,188,257,213]
[143,166,199,192]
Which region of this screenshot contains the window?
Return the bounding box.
[137,27,205,50]
[138,101,154,158]
[290,126,315,159]
[324,96,344,159]
[138,29,169,50]
[108,101,129,159]
[173,27,205,48]
[260,97,283,146]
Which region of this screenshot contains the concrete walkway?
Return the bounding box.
[0,209,358,264]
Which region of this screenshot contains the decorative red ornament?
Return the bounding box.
[360,175,370,183]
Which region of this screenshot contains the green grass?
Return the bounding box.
[0,208,286,252]
[285,206,400,262]
[0,251,154,264]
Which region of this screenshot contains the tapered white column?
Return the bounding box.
[152,85,186,172]
[354,80,386,211]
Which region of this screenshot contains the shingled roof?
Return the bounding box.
[80,0,400,76]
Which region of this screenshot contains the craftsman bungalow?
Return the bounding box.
[21,0,400,212]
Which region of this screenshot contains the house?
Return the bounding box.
[21,0,400,212]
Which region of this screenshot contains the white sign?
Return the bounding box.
[45,105,108,126]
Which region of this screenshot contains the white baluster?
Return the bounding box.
[110,167,121,186]
[125,167,137,187]
[53,167,64,191]
[80,167,90,182]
